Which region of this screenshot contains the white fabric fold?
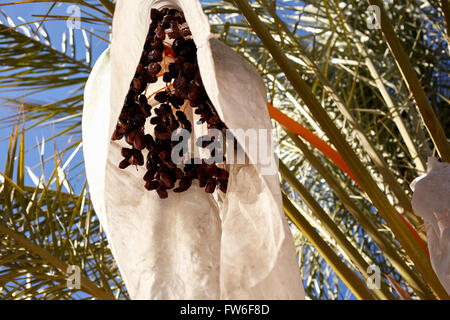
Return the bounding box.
[411,157,450,294]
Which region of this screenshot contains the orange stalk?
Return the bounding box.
[268,103,357,182]
[147,83,173,100]
[267,102,428,255]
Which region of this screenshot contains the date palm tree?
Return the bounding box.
[0,0,448,299]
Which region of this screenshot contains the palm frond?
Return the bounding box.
[0,118,126,300]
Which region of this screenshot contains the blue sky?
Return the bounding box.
[0,1,109,193]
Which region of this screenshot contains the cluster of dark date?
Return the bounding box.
[111,8,229,199]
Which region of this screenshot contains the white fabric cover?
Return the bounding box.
[411,157,450,294]
[82,0,305,300]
